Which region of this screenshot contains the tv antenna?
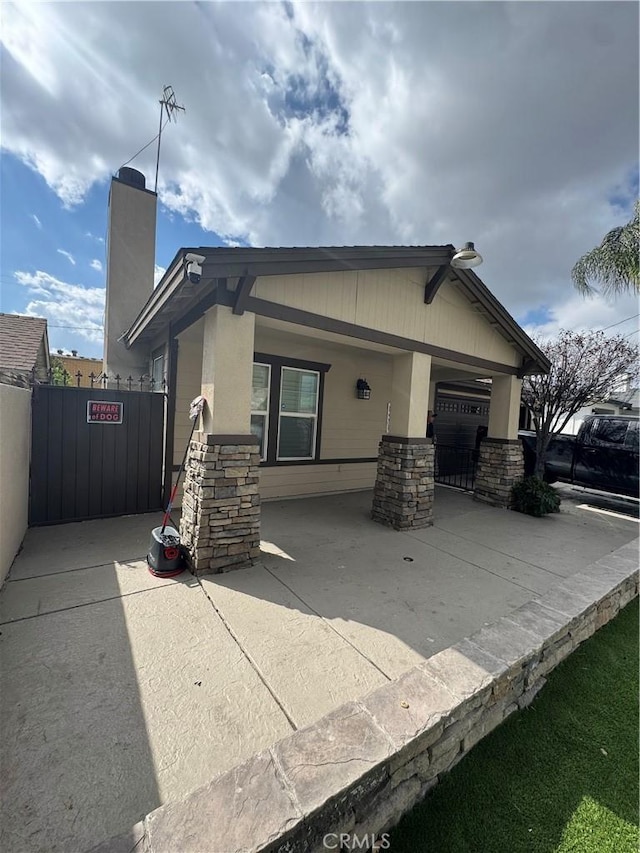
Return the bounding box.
[154,85,185,192]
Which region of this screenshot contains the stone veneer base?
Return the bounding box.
[179,436,261,573]
[474,438,524,508]
[371,436,435,530]
[87,539,639,853]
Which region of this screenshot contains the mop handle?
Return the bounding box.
[161,396,205,534]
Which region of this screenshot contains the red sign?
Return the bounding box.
[87,401,123,424]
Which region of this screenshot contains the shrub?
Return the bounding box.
[511,476,561,517]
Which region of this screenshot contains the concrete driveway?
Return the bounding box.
[0,486,637,852]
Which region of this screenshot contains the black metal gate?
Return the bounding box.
[435,444,478,491]
[30,385,166,525]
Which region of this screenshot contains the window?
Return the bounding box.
[250,363,270,461]
[277,368,319,460]
[152,353,164,391]
[251,354,329,464]
[591,418,628,445]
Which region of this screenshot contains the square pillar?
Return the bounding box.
[474,374,524,508]
[180,306,261,573]
[372,352,435,530]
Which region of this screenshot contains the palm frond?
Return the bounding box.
[572,200,640,298]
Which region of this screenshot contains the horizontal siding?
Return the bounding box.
[260,463,377,500]
[253,268,520,368]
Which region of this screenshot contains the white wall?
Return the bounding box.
[559,403,619,435]
[0,384,31,585]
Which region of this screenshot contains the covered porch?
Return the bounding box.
[169,303,527,574]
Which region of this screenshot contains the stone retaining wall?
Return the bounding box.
[474,438,524,508]
[90,540,638,853]
[371,436,435,530]
[179,434,261,573]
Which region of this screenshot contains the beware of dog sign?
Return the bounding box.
[87,401,124,424]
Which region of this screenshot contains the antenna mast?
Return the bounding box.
[154,85,185,192]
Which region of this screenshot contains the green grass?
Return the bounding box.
[390,598,639,853]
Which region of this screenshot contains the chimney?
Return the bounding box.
[103,167,157,380]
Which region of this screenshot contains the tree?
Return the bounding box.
[50,356,71,386]
[521,330,639,479]
[571,201,640,297]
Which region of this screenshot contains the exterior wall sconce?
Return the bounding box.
[356,378,371,400]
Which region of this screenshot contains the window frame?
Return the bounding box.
[253,352,330,466]
[151,351,165,392]
[250,362,271,462]
[276,366,320,462]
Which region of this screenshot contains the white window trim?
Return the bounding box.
[251,362,271,462]
[152,354,164,392]
[276,366,320,462]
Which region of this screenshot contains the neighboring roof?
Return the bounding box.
[607,388,640,409]
[124,245,550,374]
[0,313,50,371]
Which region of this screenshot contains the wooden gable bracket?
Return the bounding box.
[518,357,538,378]
[423,264,450,304]
[233,271,257,315]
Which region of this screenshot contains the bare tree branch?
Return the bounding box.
[522,330,639,478]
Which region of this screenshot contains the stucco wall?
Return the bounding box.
[252,269,520,368]
[0,384,31,585]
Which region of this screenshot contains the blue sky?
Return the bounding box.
[0,153,225,357]
[1,1,638,359]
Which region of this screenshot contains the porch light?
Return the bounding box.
[450,242,483,270]
[356,378,371,400]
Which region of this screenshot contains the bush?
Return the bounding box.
[511,476,561,517]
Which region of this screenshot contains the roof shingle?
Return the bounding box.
[0,313,48,371]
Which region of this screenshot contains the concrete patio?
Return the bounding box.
[0,486,637,853]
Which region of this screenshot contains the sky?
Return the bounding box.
[1,0,638,359]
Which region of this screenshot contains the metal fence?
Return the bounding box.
[31,366,166,392]
[434,444,478,491]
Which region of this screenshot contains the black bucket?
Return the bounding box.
[147,526,185,577]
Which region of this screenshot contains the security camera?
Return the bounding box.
[185,253,206,284]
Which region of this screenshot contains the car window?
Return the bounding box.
[624,420,639,450]
[591,419,628,445]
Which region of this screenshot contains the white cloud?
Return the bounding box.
[85,231,104,243]
[31,213,42,229]
[15,269,104,344]
[90,258,103,272]
[523,291,640,343]
[154,264,165,287]
[1,1,638,334]
[57,248,76,265]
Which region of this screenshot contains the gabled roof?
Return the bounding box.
[124,245,550,374]
[0,313,50,372]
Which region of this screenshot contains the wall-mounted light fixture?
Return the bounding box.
[450,242,483,270]
[356,378,371,400]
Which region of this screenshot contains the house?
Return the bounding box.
[103,167,550,574]
[559,383,639,435]
[51,351,104,388]
[0,313,50,386]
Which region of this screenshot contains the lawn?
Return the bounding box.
[390,598,639,853]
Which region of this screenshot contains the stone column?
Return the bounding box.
[372,352,434,530]
[180,435,261,573]
[371,437,435,529]
[474,375,524,508]
[179,306,261,573]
